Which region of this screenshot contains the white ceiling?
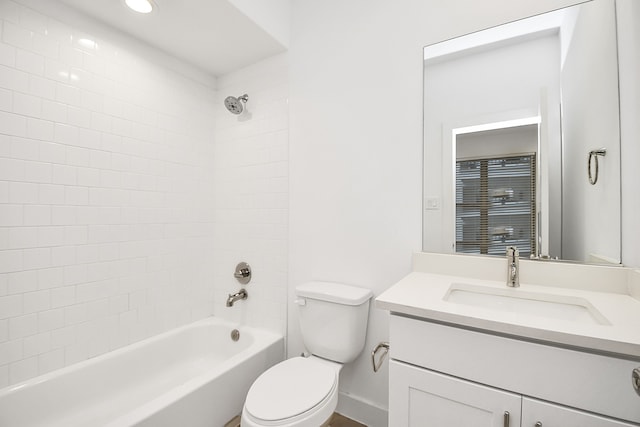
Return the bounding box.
[57,0,288,77]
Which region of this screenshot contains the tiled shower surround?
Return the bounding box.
[211,56,289,335]
[0,0,289,388]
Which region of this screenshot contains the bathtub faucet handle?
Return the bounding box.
[234,269,250,278]
[234,262,251,284]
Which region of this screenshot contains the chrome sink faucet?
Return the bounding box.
[226,289,248,307]
[506,246,520,287]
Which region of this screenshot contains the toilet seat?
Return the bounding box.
[242,357,340,426]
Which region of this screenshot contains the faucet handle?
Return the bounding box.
[506,246,520,288]
[234,269,250,278]
[234,262,251,284]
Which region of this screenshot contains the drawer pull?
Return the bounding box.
[633,368,640,396]
[535,423,542,427]
[503,411,510,427]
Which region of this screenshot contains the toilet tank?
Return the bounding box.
[295,282,373,363]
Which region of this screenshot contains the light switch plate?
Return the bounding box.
[425,197,440,210]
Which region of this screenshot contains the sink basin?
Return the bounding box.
[444,283,610,325]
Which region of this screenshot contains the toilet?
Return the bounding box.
[241,281,373,427]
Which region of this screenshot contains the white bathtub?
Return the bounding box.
[0,317,284,427]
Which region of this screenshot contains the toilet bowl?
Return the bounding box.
[241,282,372,427]
[241,356,341,427]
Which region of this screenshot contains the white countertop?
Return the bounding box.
[376,254,640,359]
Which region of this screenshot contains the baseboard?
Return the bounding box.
[336,391,388,427]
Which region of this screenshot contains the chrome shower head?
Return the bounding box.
[224,94,249,115]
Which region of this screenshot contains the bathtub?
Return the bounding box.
[0,317,284,427]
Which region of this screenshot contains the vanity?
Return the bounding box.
[395,0,640,423]
[377,253,640,426]
[389,0,640,423]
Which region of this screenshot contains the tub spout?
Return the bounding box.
[226,289,248,307]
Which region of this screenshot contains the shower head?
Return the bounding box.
[224,94,249,115]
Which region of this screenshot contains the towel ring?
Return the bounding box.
[588,148,606,185]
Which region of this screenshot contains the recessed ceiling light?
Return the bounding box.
[125,0,154,14]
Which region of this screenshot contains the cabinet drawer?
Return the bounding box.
[390,314,640,423]
[522,397,638,427]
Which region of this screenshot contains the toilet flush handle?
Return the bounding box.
[294,298,306,306]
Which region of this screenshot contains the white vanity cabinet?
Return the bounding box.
[388,315,640,426]
[390,360,637,426]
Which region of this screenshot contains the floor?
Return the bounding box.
[330,413,368,427]
[224,413,367,427]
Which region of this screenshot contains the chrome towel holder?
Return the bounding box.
[371,342,389,373]
[588,148,606,185]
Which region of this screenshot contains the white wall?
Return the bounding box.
[456,126,538,159]
[561,0,620,263]
[618,0,640,268]
[228,0,291,49]
[0,0,218,387]
[288,1,586,425]
[211,53,289,335]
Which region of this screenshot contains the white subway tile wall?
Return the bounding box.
[0,0,227,387]
[212,54,289,335]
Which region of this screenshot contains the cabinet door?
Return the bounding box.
[390,360,522,426]
[522,397,637,427]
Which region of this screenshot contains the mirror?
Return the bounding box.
[423,0,622,264]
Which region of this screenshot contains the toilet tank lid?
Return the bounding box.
[296,282,373,305]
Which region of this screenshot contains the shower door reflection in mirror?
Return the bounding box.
[423,0,621,264]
